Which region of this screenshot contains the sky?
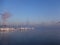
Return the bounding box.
[0,0,60,24]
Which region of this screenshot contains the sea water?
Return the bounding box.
[0,28,60,45]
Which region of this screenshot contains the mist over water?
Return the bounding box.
[0,24,60,45]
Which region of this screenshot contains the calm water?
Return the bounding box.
[0,29,60,45]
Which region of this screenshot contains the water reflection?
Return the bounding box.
[0,29,60,45]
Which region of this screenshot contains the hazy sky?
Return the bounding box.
[0,0,60,24]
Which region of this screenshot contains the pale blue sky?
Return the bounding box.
[0,0,60,24]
